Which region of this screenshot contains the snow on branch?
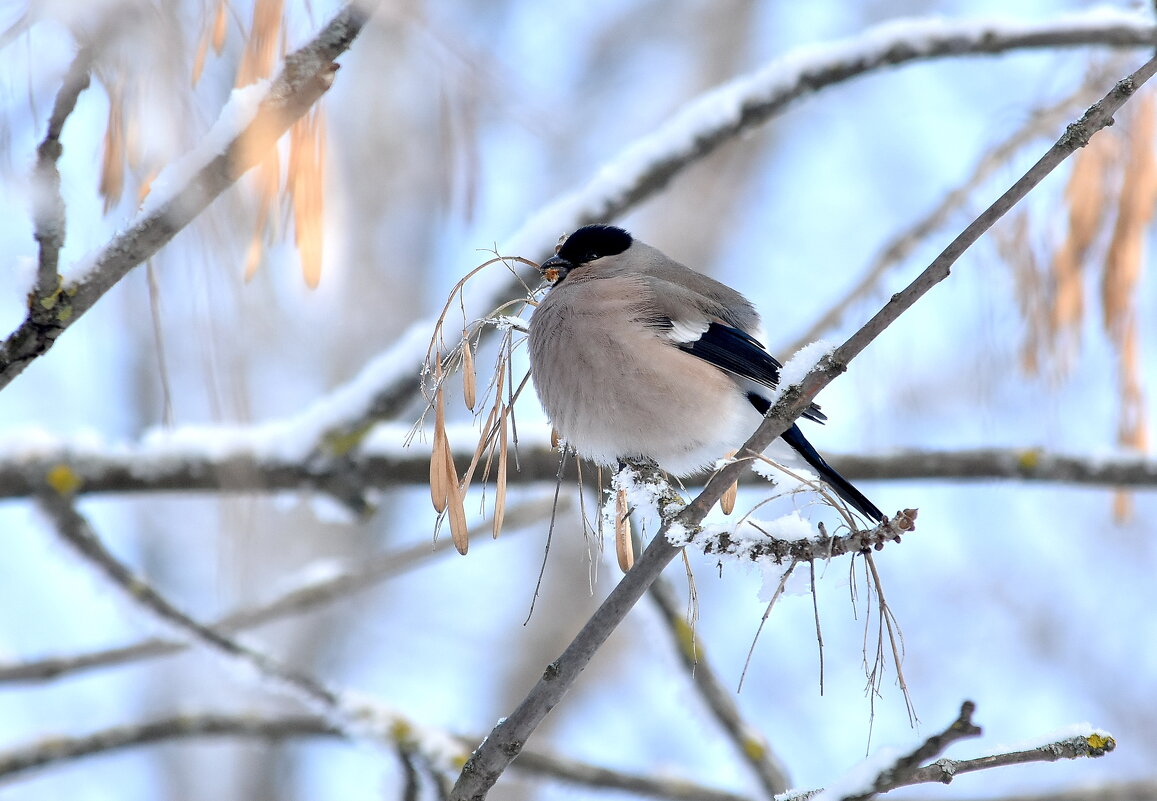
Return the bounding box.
[0,2,375,392]
[2,421,1157,501]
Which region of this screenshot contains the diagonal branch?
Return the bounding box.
[448,53,1157,801]
[0,1,377,392]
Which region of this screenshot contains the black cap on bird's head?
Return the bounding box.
[539,224,633,283]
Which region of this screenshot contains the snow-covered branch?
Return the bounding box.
[31,47,92,306]
[3,424,1157,500]
[0,2,375,392]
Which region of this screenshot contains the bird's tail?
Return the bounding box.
[780,424,883,522]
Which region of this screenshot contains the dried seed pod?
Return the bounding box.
[429,358,450,513]
[446,471,469,555]
[720,451,738,514]
[615,489,633,572]
[461,334,477,411]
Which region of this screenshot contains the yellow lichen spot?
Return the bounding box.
[1086,733,1115,754]
[388,718,413,745]
[46,464,82,496]
[1016,448,1041,471]
[320,422,373,458]
[741,735,767,761]
[672,616,698,661]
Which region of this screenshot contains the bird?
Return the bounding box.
[526,223,883,523]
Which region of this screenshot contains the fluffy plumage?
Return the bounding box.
[527,224,882,522]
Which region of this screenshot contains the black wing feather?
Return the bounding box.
[675,322,826,424]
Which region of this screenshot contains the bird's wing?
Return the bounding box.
[669,320,828,424]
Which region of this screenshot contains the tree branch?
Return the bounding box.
[0,1,377,392]
[840,701,982,801]
[3,433,1157,500]
[448,53,1157,801]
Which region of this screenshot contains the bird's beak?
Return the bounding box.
[538,255,572,284]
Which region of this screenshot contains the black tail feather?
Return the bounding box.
[744,390,882,521]
[780,424,883,522]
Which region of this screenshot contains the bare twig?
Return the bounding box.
[648,576,791,795]
[448,55,1157,801]
[840,700,982,801]
[0,2,377,391]
[897,732,1116,790]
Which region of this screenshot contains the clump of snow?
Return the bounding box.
[769,339,836,406]
[703,511,816,560]
[665,519,694,547]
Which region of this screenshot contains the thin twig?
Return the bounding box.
[449,55,1157,801]
[841,700,982,801]
[37,490,342,708]
[33,488,455,758]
